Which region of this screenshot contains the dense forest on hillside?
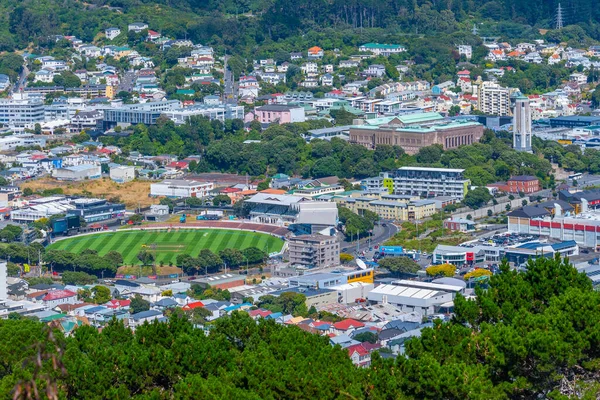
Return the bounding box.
[3,255,600,399]
[2,0,600,55]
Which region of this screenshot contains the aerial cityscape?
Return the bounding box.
[0,0,600,398]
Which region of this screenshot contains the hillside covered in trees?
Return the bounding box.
[3,0,600,55]
[3,255,600,399]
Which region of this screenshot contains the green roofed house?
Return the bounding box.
[176,89,196,96]
[349,112,484,155]
[359,43,406,56]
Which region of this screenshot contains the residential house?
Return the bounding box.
[128,22,148,33]
[307,46,324,59]
[365,64,385,77]
[105,27,121,40]
[128,309,163,328]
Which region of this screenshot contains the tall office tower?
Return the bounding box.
[513,95,532,152]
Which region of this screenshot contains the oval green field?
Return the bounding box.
[47,229,284,265]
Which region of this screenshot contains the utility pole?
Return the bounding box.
[555,3,564,30]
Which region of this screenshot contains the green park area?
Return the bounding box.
[48,229,284,265]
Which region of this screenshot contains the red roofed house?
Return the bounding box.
[182,301,205,310]
[333,319,365,334]
[147,30,161,41]
[347,342,382,367]
[167,161,190,170]
[41,290,78,307]
[307,46,324,59]
[248,309,272,319]
[105,299,131,309]
[457,69,470,77]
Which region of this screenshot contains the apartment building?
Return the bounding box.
[0,95,45,132]
[103,100,181,129]
[473,80,512,116]
[288,234,340,268]
[391,167,470,199]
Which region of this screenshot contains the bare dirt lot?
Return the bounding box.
[22,177,159,209]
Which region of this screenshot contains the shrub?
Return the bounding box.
[426,263,456,277]
[464,269,492,280]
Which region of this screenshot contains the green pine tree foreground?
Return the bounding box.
[3,254,600,399]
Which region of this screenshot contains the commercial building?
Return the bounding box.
[329,282,374,304]
[103,100,181,129]
[10,196,74,222]
[288,234,340,268]
[473,80,513,116]
[443,218,476,232]
[288,268,374,288]
[432,244,503,266]
[513,96,532,152]
[253,105,306,125]
[349,113,484,154]
[66,198,125,223]
[52,164,101,181]
[150,179,214,198]
[162,103,245,123]
[271,287,338,309]
[340,196,437,221]
[192,274,246,290]
[387,167,470,199]
[504,240,579,265]
[0,95,45,132]
[0,134,46,151]
[507,202,600,249]
[507,175,540,193]
[549,115,600,128]
[367,280,465,315]
[110,165,136,183]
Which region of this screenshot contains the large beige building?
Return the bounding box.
[349,113,484,154]
[288,234,340,268]
[339,194,437,221]
[473,80,514,116]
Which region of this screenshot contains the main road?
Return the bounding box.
[340,222,398,254]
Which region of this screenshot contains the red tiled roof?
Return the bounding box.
[221,187,241,193]
[168,161,189,169]
[457,69,470,75]
[183,301,204,310]
[105,299,130,309]
[248,309,272,317]
[333,319,365,330]
[347,343,369,356]
[42,290,77,301]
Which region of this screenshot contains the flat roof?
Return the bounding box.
[391,279,464,292]
[398,167,464,173]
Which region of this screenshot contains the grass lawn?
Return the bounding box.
[48,229,284,265]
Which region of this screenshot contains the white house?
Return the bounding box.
[128,22,148,33]
[40,290,78,308]
[457,45,472,60]
[301,62,318,75]
[105,27,121,40]
[34,69,55,83]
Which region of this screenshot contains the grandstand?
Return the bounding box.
[245,193,307,225]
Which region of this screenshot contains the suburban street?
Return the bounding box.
[13,63,29,93]
[118,70,137,92]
